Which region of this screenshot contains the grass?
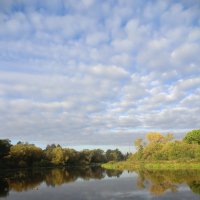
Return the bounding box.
[102,161,200,171]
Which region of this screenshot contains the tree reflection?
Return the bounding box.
[136,170,200,196]
[106,169,123,178]
[0,179,9,197]
[0,166,122,196]
[189,181,200,195]
[1,168,200,197]
[8,170,44,192]
[45,168,68,186]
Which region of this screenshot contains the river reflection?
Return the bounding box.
[0,167,200,199]
[0,167,122,196]
[135,169,200,196]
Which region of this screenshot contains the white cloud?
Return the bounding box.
[0,0,199,146]
[85,32,108,46]
[171,43,200,65]
[88,64,129,79]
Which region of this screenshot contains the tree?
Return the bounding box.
[45,144,57,150]
[91,149,106,163]
[183,130,200,144]
[134,138,144,150]
[141,142,164,160]
[10,143,43,166]
[163,133,174,143]
[146,132,165,144]
[146,132,174,144]
[106,149,124,161]
[63,148,79,165]
[78,150,93,165]
[51,146,65,165]
[134,138,145,160]
[0,139,11,159]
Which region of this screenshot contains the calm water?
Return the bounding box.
[0,167,200,200]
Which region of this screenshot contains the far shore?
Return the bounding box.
[102,161,200,170]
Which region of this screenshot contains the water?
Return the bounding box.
[0,167,200,200]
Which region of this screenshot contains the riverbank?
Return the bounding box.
[101,161,200,170]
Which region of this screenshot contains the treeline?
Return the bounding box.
[0,140,126,169]
[130,129,200,162]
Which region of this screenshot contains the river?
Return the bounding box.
[0,167,200,199]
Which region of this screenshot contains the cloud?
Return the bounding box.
[0,0,199,146]
[88,64,129,79]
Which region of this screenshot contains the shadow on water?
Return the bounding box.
[0,167,200,198]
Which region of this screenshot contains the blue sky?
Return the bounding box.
[0,0,200,150]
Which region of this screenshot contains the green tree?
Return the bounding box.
[63,148,79,165]
[184,130,200,144]
[10,143,43,166]
[106,149,124,161]
[78,150,93,165]
[0,139,11,159]
[91,149,106,163]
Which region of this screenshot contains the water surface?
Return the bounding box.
[0,167,200,199]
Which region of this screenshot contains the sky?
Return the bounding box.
[0,0,200,151]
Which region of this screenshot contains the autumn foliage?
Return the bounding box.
[131,130,200,162]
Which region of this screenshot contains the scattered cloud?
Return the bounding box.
[0,0,200,146]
